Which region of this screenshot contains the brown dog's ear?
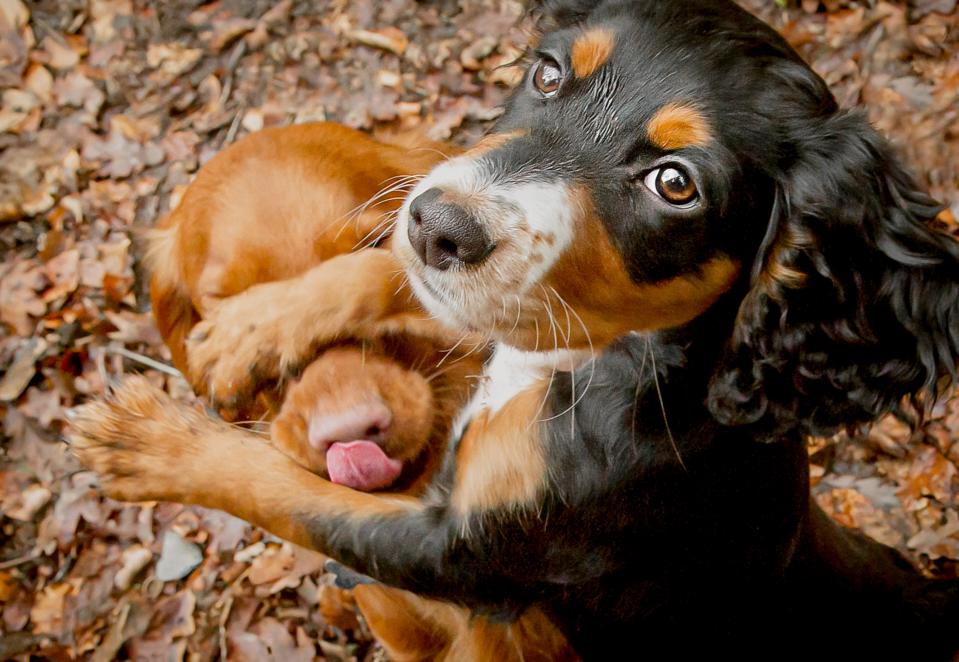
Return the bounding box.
[708,110,959,437]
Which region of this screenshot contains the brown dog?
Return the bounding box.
[147,122,469,491]
[145,122,574,660]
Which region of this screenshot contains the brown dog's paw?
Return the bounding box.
[68,376,211,503]
[186,283,300,416]
[186,250,403,415]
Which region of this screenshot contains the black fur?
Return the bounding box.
[301,1,959,659]
[709,108,959,436]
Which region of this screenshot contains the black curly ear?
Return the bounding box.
[709,110,959,436]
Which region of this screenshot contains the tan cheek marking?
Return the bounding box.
[451,384,548,517]
[537,191,740,349]
[647,102,712,151]
[571,28,615,79]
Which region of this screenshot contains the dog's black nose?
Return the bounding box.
[407,188,495,271]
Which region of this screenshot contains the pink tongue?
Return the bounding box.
[326,441,403,491]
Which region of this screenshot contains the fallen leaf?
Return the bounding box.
[0,337,47,401]
[246,543,294,586]
[42,248,80,303]
[146,43,202,77]
[5,483,52,521]
[348,27,409,55]
[30,583,71,636]
[209,17,257,52]
[115,545,153,590]
[0,0,29,29]
[0,260,47,335]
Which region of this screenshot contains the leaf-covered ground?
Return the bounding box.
[1,0,957,659]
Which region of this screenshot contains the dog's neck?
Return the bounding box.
[451,344,590,439]
[448,288,745,443]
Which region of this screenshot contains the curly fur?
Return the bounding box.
[708,79,959,438]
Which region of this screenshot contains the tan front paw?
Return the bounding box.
[186,284,308,417]
[68,376,211,503]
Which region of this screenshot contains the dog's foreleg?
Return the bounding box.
[70,376,552,606]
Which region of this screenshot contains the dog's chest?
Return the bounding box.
[451,345,586,440]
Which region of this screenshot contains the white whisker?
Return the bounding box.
[539,286,597,434]
[647,336,686,472]
[333,175,422,241]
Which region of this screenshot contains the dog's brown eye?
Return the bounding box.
[533,58,563,96]
[644,166,699,207]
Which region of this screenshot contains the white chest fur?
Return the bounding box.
[451,344,588,440]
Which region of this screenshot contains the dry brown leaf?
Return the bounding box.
[30,583,71,636]
[246,543,295,586]
[348,27,409,55]
[146,43,203,78]
[0,260,47,335]
[0,337,47,401]
[0,0,28,29]
[898,445,958,505]
[42,248,80,303]
[114,545,153,591]
[5,483,52,521]
[210,17,257,52]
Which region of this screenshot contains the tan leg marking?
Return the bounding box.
[185,248,455,413]
[452,384,548,517]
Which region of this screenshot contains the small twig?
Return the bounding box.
[105,345,183,378]
[224,108,244,146]
[218,593,233,662]
[0,550,40,570]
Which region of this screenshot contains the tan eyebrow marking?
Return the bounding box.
[571,28,615,79]
[647,103,713,151]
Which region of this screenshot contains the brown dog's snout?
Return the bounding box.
[408,188,495,270]
[307,400,393,451]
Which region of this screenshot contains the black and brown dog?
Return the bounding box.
[72,1,959,659]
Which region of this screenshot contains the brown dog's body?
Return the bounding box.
[149,122,465,489]
[145,122,574,660]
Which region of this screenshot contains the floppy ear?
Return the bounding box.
[709,110,959,436]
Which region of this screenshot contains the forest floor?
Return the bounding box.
[1,0,957,659]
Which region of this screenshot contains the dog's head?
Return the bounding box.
[270,346,435,491]
[394,0,959,434]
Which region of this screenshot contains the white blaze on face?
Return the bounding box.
[395,152,577,335]
[500,182,576,290]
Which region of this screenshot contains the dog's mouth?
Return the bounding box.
[307,400,404,491]
[325,440,403,491]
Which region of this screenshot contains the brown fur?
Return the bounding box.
[452,384,549,517]
[570,28,615,79]
[512,188,741,350]
[140,123,573,660]
[646,102,713,151]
